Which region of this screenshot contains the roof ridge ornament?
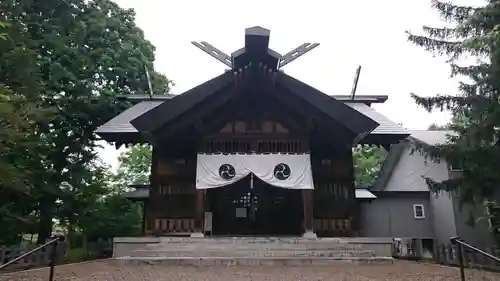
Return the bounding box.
[350,65,362,100]
[191,26,319,71]
[191,41,233,68]
[279,43,320,69]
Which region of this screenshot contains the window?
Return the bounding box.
[413,204,425,219]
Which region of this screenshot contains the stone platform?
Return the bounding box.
[113,236,394,266]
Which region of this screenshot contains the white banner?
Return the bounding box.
[195,153,314,190]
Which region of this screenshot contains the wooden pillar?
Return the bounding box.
[141,201,147,235]
[302,189,316,238]
[192,189,205,237]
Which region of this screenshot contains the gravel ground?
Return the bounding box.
[1,260,500,281]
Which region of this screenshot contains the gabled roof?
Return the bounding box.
[127,27,384,142]
[371,130,454,192]
[129,71,379,141]
[96,26,409,145]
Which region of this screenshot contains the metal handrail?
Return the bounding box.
[0,235,64,281]
[450,236,500,281]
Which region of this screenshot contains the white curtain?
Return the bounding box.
[195,153,314,190]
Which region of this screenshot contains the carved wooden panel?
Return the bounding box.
[218,120,289,134]
[159,183,195,195]
[201,138,306,153]
[313,218,351,235]
[156,158,188,176]
[153,218,195,233]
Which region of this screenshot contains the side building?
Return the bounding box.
[360,130,497,249]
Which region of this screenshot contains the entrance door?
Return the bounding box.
[252,177,303,235]
[208,175,253,235]
[208,174,303,236]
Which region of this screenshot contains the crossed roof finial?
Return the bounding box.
[191,26,319,70]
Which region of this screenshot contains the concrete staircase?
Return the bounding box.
[113,237,394,266]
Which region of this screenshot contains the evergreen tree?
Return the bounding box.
[407,1,500,205]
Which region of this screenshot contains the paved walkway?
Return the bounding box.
[1,260,500,281]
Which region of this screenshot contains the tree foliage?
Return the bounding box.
[407,0,500,205]
[428,123,449,131]
[82,194,142,241]
[353,145,388,186]
[0,0,171,244]
[113,145,152,189]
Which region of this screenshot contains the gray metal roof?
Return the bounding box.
[408,130,454,146]
[97,100,408,136]
[123,186,377,199]
[95,101,163,134]
[355,188,377,199]
[123,188,149,199]
[345,103,408,135]
[371,130,456,193]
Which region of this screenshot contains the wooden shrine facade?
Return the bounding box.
[95,26,410,237]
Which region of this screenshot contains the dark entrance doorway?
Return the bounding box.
[207,174,303,236]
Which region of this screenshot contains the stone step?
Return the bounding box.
[155,238,351,244]
[145,244,364,251]
[116,256,394,266]
[131,249,376,258]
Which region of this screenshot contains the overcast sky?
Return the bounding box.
[98,0,474,169]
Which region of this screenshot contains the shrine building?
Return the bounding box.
[95,26,409,238]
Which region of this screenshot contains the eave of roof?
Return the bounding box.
[355,188,377,199]
[130,71,234,135]
[371,190,430,198]
[123,188,149,200]
[95,98,409,145]
[274,72,379,136]
[115,94,388,105]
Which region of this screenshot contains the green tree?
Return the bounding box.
[0,21,8,40]
[0,17,56,244]
[113,144,152,190]
[1,0,172,243]
[82,194,142,240]
[428,123,449,131]
[353,145,388,186]
[407,1,500,205]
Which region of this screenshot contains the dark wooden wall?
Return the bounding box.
[147,143,197,235]
[310,140,356,236]
[144,87,358,236]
